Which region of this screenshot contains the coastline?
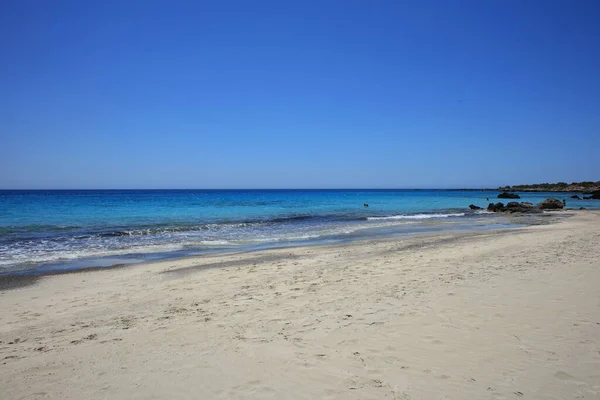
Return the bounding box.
[0,209,567,282]
[2,189,595,276]
[2,210,600,399]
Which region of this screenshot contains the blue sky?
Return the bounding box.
[1,0,599,189]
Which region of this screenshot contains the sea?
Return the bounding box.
[0,189,595,276]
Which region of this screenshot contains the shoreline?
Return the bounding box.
[2,188,596,278]
[0,210,570,287]
[0,209,570,280]
[2,210,599,399]
[0,231,510,292]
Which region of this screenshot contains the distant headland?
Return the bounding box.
[497,181,600,193]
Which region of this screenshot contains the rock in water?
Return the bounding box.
[486,201,542,214]
[498,191,520,199]
[503,202,543,213]
[570,195,581,199]
[538,198,564,209]
[487,202,504,212]
[591,191,600,199]
[469,204,482,210]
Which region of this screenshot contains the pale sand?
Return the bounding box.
[1,212,600,400]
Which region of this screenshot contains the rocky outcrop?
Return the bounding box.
[538,198,564,209]
[499,181,600,193]
[498,192,520,199]
[591,191,600,199]
[483,197,572,213]
[469,204,482,210]
[486,202,542,213]
[506,202,542,213]
[487,202,504,212]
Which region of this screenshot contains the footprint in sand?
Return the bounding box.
[555,371,575,380]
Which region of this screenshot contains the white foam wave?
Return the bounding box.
[198,240,232,245]
[367,213,466,221]
[0,239,234,268]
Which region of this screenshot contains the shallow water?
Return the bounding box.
[0,189,592,275]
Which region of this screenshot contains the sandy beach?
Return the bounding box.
[1,211,599,399]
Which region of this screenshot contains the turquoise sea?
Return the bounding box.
[0,190,595,275]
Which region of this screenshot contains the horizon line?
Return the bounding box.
[0,187,506,191]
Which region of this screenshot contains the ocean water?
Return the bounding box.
[0,189,594,275]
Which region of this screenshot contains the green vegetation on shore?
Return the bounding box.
[498,181,600,192]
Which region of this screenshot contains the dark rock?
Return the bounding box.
[498,192,520,199]
[538,198,564,210]
[469,204,482,210]
[579,207,586,210]
[486,201,542,214]
[507,205,542,214]
[502,201,538,213]
[520,202,534,207]
[591,191,600,199]
[487,202,504,212]
[583,196,592,200]
[570,195,581,199]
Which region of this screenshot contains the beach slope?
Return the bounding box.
[1,211,599,399]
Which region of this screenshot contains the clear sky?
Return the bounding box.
[1,0,599,189]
